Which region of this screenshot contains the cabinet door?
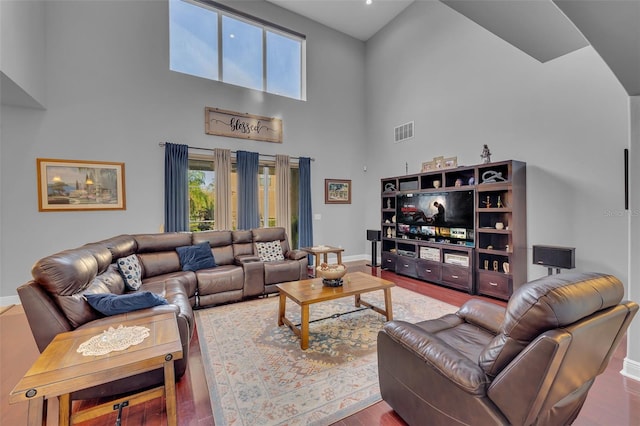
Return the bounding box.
[441,264,471,292]
[416,259,442,282]
[477,272,511,299]
[381,252,397,271]
[396,257,417,278]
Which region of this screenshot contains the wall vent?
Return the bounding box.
[394,121,414,143]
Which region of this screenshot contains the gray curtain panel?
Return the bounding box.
[164,142,189,232]
[214,148,232,230]
[237,150,260,230]
[275,154,291,239]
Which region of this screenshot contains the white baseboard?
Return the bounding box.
[342,254,370,263]
[1,295,21,307]
[621,357,640,383]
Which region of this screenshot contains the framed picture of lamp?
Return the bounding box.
[37,158,126,211]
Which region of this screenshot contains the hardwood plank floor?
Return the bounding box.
[2,261,638,425]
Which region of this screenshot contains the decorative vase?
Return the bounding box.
[433,180,441,189]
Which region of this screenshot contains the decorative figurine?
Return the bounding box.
[455,178,463,187]
[496,195,503,208]
[483,195,491,208]
[387,198,391,209]
[481,144,491,163]
[493,260,499,272]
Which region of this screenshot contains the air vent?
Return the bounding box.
[394,121,414,143]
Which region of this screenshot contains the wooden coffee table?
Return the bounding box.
[9,312,183,426]
[277,271,395,350]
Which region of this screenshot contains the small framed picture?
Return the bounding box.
[444,156,458,169]
[325,179,351,204]
[421,161,436,172]
[434,156,445,169]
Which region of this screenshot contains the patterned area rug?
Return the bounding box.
[195,285,458,426]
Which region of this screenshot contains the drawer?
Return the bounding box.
[381,252,397,271]
[477,272,512,299]
[441,264,471,292]
[416,259,442,282]
[396,256,417,278]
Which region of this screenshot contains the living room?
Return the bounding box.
[1,0,639,424]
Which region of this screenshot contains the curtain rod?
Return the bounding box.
[158,142,315,161]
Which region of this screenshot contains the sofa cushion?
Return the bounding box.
[117,254,142,290]
[256,240,285,262]
[85,291,168,316]
[176,242,217,272]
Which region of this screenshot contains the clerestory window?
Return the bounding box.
[169,0,306,100]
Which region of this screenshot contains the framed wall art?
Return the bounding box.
[325,179,352,204]
[37,158,126,211]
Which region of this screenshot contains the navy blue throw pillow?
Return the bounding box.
[85,292,168,316]
[176,241,217,271]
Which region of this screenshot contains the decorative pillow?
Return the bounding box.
[116,254,142,291]
[176,241,217,272]
[85,291,168,316]
[255,240,285,262]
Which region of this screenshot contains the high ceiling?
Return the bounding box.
[267,0,640,96]
[265,0,415,41]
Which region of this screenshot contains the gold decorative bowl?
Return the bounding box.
[316,264,347,284]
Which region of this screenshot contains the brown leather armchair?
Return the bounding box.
[377,272,638,426]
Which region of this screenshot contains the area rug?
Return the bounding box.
[195,286,458,426]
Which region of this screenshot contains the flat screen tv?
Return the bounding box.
[396,190,475,247]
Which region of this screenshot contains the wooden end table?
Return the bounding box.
[301,245,345,276]
[9,312,183,426]
[277,271,395,350]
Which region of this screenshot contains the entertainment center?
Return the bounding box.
[380,160,526,300]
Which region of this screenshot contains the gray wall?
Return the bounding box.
[364,1,629,282]
[0,0,366,301]
[363,0,635,377]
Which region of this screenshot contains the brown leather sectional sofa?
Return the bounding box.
[17,227,307,400]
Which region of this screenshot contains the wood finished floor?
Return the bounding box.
[2,261,639,425]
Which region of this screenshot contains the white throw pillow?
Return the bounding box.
[255,240,285,262]
[116,254,142,290]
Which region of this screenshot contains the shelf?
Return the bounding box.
[477,248,511,255]
[477,208,512,213]
[477,228,511,234]
[477,183,511,191]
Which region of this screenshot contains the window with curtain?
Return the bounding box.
[188,156,300,247]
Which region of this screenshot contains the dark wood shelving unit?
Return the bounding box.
[380,160,526,300]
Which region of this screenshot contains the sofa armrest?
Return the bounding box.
[287,249,308,261]
[456,299,506,334]
[235,254,262,265]
[380,320,489,395]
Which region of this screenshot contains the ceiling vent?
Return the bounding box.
[394,121,414,143]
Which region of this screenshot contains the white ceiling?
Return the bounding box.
[267,0,640,96]
[266,0,415,41]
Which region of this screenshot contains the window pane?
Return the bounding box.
[222,16,263,91]
[188,159,216,231]
[267,32,301,99]
[169,0,218,80]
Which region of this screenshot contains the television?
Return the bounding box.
[396,190,475,247]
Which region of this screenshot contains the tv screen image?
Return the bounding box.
[396,191,475,246]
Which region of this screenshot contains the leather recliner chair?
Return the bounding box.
[377,272,638,426]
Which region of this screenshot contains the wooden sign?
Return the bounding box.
[205,107,282,143]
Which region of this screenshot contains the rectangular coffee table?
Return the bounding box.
[277,271,395,350]
[9,312,183,426]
